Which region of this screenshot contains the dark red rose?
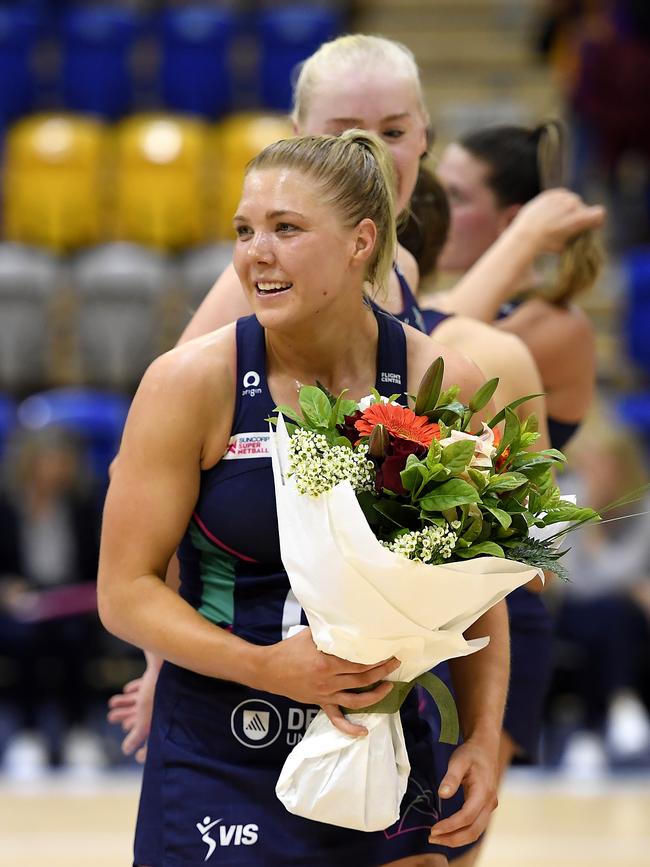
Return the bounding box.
[376,454,409,495]
[389,435,428,460]
[337,410,364,444]
[372,433,428,495]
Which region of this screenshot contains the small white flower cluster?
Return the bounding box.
[382,524,458,563]
[288,428,375,497]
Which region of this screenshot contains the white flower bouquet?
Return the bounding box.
[270,359,598,831]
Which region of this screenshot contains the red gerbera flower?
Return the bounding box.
[355,403,441,448]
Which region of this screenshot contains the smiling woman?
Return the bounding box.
[232,132,396,333]
[97,129,509,867]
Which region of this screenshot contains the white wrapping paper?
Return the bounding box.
[271,415,541,831]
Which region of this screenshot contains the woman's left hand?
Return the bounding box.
[427,734,499,848]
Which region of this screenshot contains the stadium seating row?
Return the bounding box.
[0,386,129,481]
[0,240,233,393]
[0,3,341,125]
[2,111,294,250]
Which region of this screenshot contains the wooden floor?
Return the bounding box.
[1,770,649,867]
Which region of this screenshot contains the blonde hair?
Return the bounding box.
[536,121,604,304]
[246,129,397,292]
[291,34,429,128]
[461,119,604,304]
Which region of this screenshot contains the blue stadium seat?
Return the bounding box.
[623,248,650,374]
[0,6,42,129]
[60,6,139,119]
[0,393,16,460]
[256,5,340,111]
[17,388,130,481]
[160,5,235,119]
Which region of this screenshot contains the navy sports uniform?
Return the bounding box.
[133,309,451,866]
[392,263,452,337]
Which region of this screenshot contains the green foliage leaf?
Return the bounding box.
[497,407,521,457]
[299,386,332,428]
[430,401,466,425]
[426,439,443,465]
[441,439,476,473]
[519,431,541,451]
[523,413,539,435]
[437,385,461,407]
[539,505,600,526]
[419,479,480,511]
[483,504,512,529]
[372,499,420,529]
[504,537,570,581]
[510,452,560,472]
[467,468,488,493]
[486,393,544,429]
[487,471,529,492]
[419,463,450,484]
[469,377,499,412]
[460,514,484,544]
[400,459,430,496]
[273,405,305,427]
[454,541,505,558]
[329,390,357,427]
[315,381,337,407]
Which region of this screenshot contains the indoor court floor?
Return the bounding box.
[0,769,648,867]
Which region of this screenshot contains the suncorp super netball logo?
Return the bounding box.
[223,432,271,460]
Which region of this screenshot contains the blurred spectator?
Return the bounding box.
[0,426,104,774]
[551,419,650,771]
[537,1,650,248]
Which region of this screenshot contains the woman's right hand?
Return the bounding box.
[512,188,606,254]
[260,627,401,737]
[107,652,161,763]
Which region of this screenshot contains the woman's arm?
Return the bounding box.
[432,316,550,449]
[431,601,508,847]
[98,336,399,734]
[98,338,250,673]
[428,189,605,321]
[497,301,596,422]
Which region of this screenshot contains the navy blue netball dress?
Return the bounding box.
[392,262,452,336]
[133,309,451,867]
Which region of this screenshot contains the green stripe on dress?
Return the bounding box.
[189,524,236,625]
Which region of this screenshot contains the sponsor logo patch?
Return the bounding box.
[197,816,259,859]
[223,432,271,460]
[231,699,282,749]
[242,370,262,397]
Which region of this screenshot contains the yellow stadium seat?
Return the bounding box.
[4,114,109,252]
[113,113,211,250]
[211,112,294,239]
